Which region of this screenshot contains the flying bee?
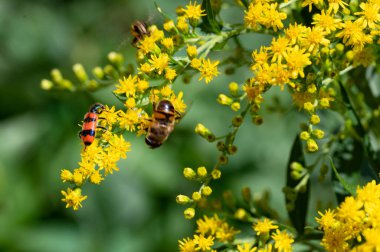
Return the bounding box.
[79,103,105,147]
[130,21,150,46]
[145,100,181,148]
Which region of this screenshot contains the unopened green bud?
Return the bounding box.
[183,167,196,179]
[73,63,88,83]
[227,145,238,155]
[234,208,247,220]
[219,155,228,165]
[336,43,344,53]
[252,115,263,125]
[206,134,216,142]
[242,187,252,204]
[104,64,116,77]
[346,50,354,61]
[290,162,304,172]
[176,194,191,204]
[216,141,225,151]
[232,115,243,127]
[291,170,301,180]
[217,94,233,105]
[184,207,195,219]
[40,79,53,90]
[92,66,104,79]
[201,186,212,196]
[108,51,124,65]
[51,68,63,83]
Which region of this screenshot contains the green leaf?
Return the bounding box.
[329,157,356,196]
[200,0,222,34]
[285,135,310,235]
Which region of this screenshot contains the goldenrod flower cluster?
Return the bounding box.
[179,215,295,252]
[317,180,380,251]
[179,214,240,252]
[243,0,379,152]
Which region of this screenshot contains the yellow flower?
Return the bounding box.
[125,97,136,109]
[136,78,149,92]
[285,24,308,45]
[163,20,175,32]
[89,170,103,185]
[98,150,119,175]
[244,3,264,30]
[196,215,220,235]
[237,243,257,252]
[312,10,341,34]
[61,169,73,183]
[336,20,373,50]
[253,218,278,236]
[183,1,206,22]
[149,53,169,75]
[170,91,187,113]
[198,58,220,84]
[260,3,287,32]
[269,37,288,63]
[177,16,189,33]
[327,0,348,14]
[271,229,294,252]
[161,37,174,51]
[114,75,137,97]
[316,209,337,231]
[118,108,142,131]
[108,134,131,159]
[190,58,202,69]
[179,237,197,252]
[283,46,311,79]
[165,68,177,82]
[187,45,198,58]
[355,2,380,29]
[194,234,214,251]
[139,63,152,74]
[138,36,157,54]
[61,188,87,211]
[302,0,324,12]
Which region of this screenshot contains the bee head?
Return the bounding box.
[156,100,175,113]
[145,137,162,149]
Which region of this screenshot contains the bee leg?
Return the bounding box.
[78,131,82,138]
[97,126,107,131]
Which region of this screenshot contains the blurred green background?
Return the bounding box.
[0,0,335,251]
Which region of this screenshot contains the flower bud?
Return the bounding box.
[192,192,202,201]
[40,79,53,90]
[195,123,212,137]
[217,94,233,106]
[108,51,124,65]
[300,131,310,140]
[219,155,228,165]
[211,169,221,180]
[186,45,198,58]
[176,194,191,204]
[303,102,314,112]
[242,187,252,204]
[234,208,247,220]
[183,167,196,180]
[197,166,208,177]
[73,63,88,83]
[229,82,239,95]
[307,139,319,152]
[312,129,325,139]
[290,162,304,172]
[163,20,175,32]
[232,115,243,127]
[252,115,263,125]
[307,84,317,93]
[92,66,104,79]
[201,186,212,196]
[231,102,241,111]
[319,98,330,108]
[310,114,320,125]
[184,207,195,219]
[51,68,63,83]
[227,145,238,155]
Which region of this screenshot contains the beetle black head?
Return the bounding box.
[89,103,105,113]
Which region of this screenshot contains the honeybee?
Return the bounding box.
[130,21,150,46]
[145,100,181,148]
